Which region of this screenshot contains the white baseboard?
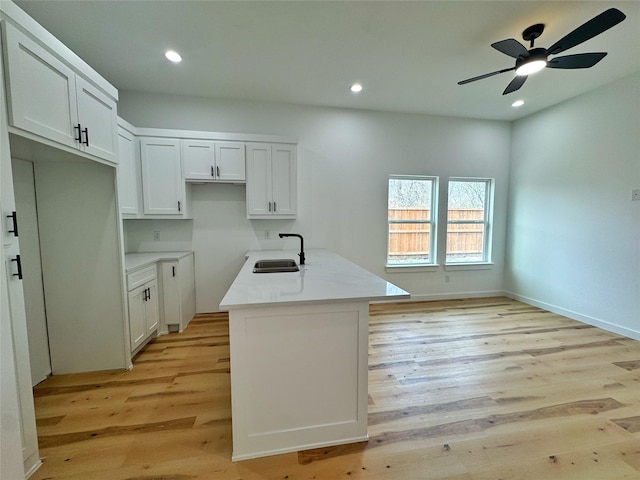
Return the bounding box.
[374,290,505,303]
[504,291,640,341]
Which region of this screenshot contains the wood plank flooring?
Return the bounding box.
[30,297,640,479]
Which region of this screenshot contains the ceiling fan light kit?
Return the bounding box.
[458,8,626,95]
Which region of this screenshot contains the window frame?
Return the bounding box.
[445,177,494,265]
[386,175,438,269]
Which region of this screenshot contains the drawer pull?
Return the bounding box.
[7,211,18,236]
[11,255,23,279]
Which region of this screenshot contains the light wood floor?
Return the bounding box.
[30,297,640,479]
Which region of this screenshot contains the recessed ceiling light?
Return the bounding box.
[512,100,525,107]
[350,83,363,93]
[165,50,182,63]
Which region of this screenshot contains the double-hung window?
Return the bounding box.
[446,178,494,264]
[387,175,437,266]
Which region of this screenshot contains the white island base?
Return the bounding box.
[220,249,409,461]
[229,301,369,461]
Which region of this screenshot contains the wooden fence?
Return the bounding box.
[388,208,483,258]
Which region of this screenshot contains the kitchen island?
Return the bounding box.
[220,249,410,461]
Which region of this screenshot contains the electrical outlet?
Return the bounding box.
[153,231,161,241]
[264,229,271,240]
[632,189,640,201]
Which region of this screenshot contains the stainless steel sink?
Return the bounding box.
[253,259,299,273]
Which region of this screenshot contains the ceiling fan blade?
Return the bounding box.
[547,8,626,55]
[491,39,529,59]
[503,75,527,95]
[458,67,515,85]
[547,52,607,69]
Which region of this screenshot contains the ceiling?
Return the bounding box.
[12,0,640,121]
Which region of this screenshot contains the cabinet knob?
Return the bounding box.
[7,211,18,236]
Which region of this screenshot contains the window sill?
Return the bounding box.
[444,262,494,271]
[385,264,440,273]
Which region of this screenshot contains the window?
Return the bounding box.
[446,178,493,264]
[387,175,437,266]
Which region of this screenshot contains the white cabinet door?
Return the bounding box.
[183,140,245,182]
[272,144,296,216]
[246,143,273,217]
[160,255,195,332]
[140,138,184,215]
[128,286,146,350]
[215,141,245,182]
[116,126,139,215]
[4,23,78,149]
[246,143,296,218]
[145,280,159,334]
[161,261,180,326]
[75,77,118,163]
[182,140,215,180]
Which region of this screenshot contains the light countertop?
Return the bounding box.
[124,251,193,272]
[219,249,410,310]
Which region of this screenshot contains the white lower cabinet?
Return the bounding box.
[160,254,195,332]
[126,265,159,351]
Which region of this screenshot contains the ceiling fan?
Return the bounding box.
[458,8,626,95]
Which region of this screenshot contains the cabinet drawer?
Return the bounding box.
[127,265,157,291]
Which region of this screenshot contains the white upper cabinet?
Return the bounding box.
[182,140,214,180]
[116,122,139,216]
[2,22,118,164]
[140,137,187,216]
[215,141,245,182]
[75,76,118,162]
[183,140,245,182]
[271,144,296,216]
[246,143,296,219]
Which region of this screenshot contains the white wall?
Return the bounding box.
[123,218,193,252]
[119,93,512,312]
[506,72,640,339]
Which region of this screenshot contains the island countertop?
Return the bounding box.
[219,249,410,310]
